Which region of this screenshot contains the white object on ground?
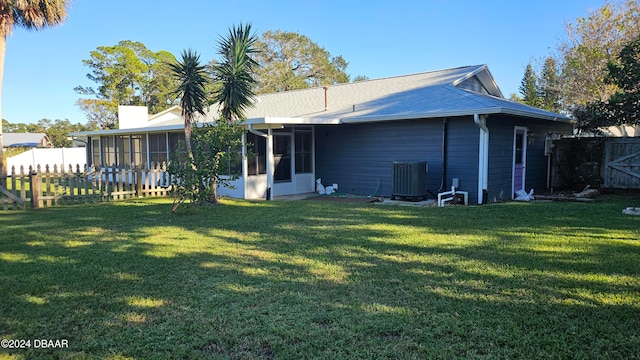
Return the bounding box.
[515,189,535,201]
[316,178,326,195]
[622,207,640,216]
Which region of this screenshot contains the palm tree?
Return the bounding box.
[212,23,259,122]
[169,49,209,155]
[0,0,69,175]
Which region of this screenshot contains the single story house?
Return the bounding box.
[71,65,573,204]
[3,133,53,149]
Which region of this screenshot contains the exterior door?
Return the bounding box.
[513,127,527,195]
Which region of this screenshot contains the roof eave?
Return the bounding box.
[70,124,185,137]
[341,107,572,123]
[500,108,573,123]
[342,108,503,123]
[246,117,341,125]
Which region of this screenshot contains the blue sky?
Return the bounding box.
[2,0,603,125]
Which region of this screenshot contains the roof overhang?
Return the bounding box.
[246,116,341,125]
[70,117,343,137]
[341,107,573,124]
[70,124,185,137]
[70,107,571,138]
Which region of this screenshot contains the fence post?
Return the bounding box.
[136,165,143,197]
[30,170,41,209]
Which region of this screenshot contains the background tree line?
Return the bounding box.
[74,30,362,130]
[2,27,362,161]
[514,0,640,134]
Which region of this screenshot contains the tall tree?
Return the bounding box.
[0,0,69,175]
[75,40,178,129]
[574,36,640,133]
[558,0,640,108]
[538,57,561,112]
[252,30,349,93]
[168,24,259,209]
[518,63,540,107]
[212,23,259,122]
[169,49,209,155]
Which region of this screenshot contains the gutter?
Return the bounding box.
[474,114,489,204]
[247,123,267,138]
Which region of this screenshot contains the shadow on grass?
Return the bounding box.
[0,196,639,359]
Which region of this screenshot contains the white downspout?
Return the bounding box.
[474,114,489,204]
[241,132,247,199]
[247,124,273,200]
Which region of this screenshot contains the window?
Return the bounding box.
[91,138,100,166]
[131,135,146,167]
[295,131,312,173]
[149,133,168,165]
[273,134,291,182]
[167,132,186,163]
[117,135,131,167]
[101,136,115,166]
[515,132,524,165]
[168,132,186,156]
[246,132,267,176]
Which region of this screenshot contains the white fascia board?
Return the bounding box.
[501,108,573,123]
[69,124,185,137]
[341,108,501,123]
[342,107,572,124]
[246,117,341,125]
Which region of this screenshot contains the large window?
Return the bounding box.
[295,130,312,173]
[246,132,267,176]
[91,138,100,166]
[149,133,168,165]
[117,135,131,167]
[273,134,291,182]
[131,135,146,167]
[101,136,115,166]
[168,132,186,158]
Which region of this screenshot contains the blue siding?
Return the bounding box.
[487,115,573,201]
[444,118,480,203]
[315,120,441,198]
[314,117,481,203]
[314,115,571,204]
[486,119,515,202]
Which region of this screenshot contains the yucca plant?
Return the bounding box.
[169,49,209,155]
[212,23,259,123]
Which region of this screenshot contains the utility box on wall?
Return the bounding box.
[391,161,428,201]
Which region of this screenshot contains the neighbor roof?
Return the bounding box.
[3,133,52,148]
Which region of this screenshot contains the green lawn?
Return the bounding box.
[1,196,639,359]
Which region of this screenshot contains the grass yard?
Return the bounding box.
[1,195,639,359]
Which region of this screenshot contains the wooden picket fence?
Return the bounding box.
[0,163,171,210]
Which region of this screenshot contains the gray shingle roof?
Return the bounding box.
[3,133,52,148]
[72,64,571,137]
[225,64,570,124]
